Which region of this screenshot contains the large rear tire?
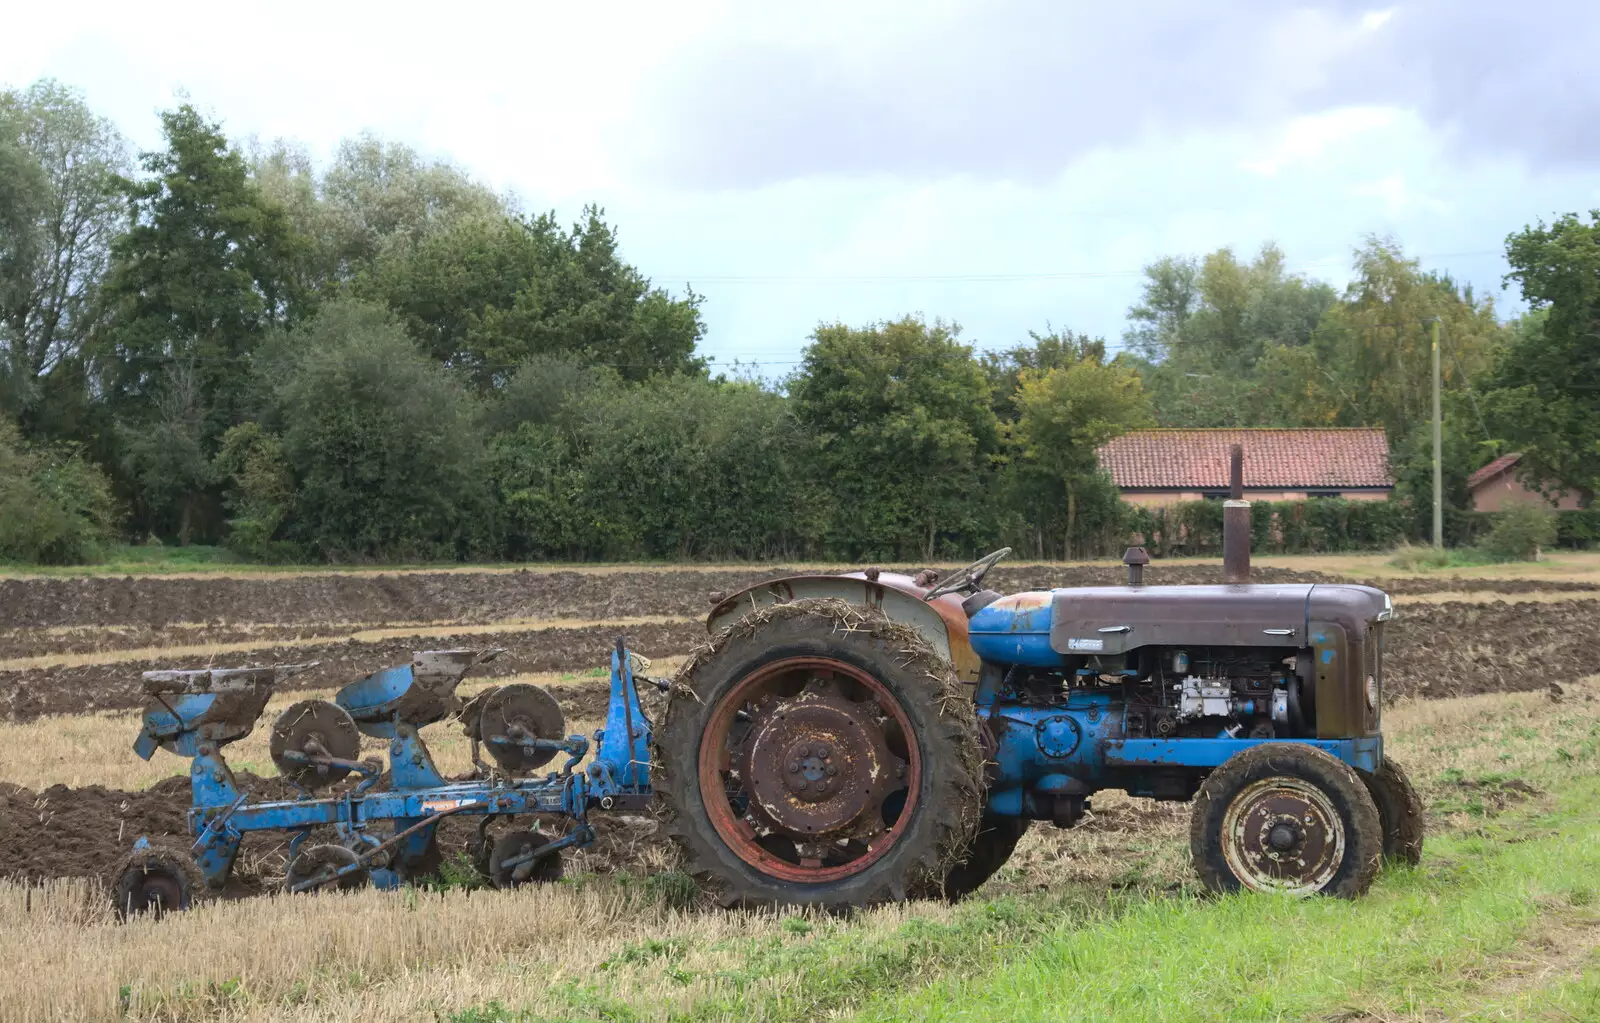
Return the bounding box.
[656,600,982,909]
[1360,756,1424,866]
[1190,744,1382,898]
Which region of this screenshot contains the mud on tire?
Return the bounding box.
[655,600,983,909]
[1190,743,1382,898]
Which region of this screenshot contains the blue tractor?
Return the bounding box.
[658,543,1419,906]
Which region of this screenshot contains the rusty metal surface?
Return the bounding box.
[739,688,902,839]
[270,700,362,788]
[1223,500,1252,584]
[698,656,922,883]
[140,663,316,697]
[478,683,567,772]
[1219,776,1344,893]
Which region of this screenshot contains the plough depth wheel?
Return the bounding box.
[488,830,564,888]
[656,602,982,909]
[112,840,206,919]
[286,844,369,893]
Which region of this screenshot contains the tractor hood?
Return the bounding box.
[968,583,1390,663]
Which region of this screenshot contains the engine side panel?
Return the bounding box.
[1048,584,1315,656]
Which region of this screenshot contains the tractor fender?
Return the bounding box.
[706,572,981,684]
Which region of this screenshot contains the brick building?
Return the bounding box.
[1466,453,1585,512]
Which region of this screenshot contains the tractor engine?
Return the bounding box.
[968,578,1390,826]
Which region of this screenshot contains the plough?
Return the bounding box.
[116,639,654,915]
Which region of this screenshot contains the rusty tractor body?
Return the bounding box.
[663,536,1418,905]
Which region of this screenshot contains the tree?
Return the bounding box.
[1127,244,1337,427]
[362,207,704,385]
[1123,256,1199,360]
[274,300,487,560]
[792,317,1000,559]
[1012,348,1152,557]
[1311,239,1501,445]
[98,104,304,539]
[0,80,126,431]
[1481,213,1600,501]
[321,134,504,275]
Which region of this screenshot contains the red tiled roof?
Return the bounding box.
[1467,453,1522,489]
[1097,428,1393,490]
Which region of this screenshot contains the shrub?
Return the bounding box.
[1477,504,1558,562]
[0,420,119,564]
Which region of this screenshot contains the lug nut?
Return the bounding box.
[788,761,800,773]
[825,765,837,776]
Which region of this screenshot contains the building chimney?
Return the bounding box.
[1223,443,1251,584]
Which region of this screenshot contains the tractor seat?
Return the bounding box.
[141,663,318,697]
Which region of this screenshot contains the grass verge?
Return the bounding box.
[854,782,1600,1022]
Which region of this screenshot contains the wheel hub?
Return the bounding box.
[1221,777,1344,894]
[741,691,899,836]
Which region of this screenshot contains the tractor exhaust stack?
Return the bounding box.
[1223,443,1251,585]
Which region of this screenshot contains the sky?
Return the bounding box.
[5,0,1599,374]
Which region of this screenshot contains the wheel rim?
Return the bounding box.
[698,656,921,883]
[127,868,185,916]
[1220,776,1345,894]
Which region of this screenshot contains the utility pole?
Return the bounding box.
[1429,317,1443,549]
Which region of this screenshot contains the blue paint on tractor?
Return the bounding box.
[968,593,1063,667]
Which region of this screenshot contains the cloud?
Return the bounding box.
[624,0,1600,186]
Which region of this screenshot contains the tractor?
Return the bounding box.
[660,540,1419,907]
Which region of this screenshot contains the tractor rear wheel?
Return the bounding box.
[942,814,1029,900]
[1190,744,1382,898]
[656,601,983,909]
[1360,756,1424,866]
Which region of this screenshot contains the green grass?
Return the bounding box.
[856,783,1600,1023]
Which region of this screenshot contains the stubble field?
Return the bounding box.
[2,554,1599,1021]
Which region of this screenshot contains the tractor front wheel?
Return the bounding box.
[1190,744,1382,898]
[656,601,983,909]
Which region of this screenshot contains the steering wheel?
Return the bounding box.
[923,547,1012,601]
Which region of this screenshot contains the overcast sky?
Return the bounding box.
[6,1,1598,372]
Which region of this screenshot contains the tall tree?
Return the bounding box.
[321,134,503,276]
[99,104,302,540]
[0,80,126,431]
[1128,244,1337,427]
[1311,239,1501,446]
[1482,213,1600,501]
[1012,344,1152,557]
[792,317,1000,559]
[363,206,705,384]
